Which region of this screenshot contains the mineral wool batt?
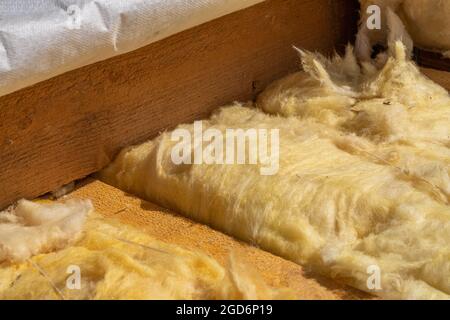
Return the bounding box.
[101,42,450,299]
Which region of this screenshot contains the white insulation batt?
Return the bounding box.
[0,0,264,98]
[357,0,450,61]
[101,42,450,300]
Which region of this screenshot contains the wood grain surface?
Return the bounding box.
[415,48,450,72]
[68,178,373,300]
[422,68,450,90]
[0,0,359,209]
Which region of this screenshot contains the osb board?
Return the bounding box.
[68,178,373,300]
[0,0,359,209]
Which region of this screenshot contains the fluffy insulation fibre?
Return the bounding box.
[0,199,92,263]
[100,42,450,300]
[357,0,450,62]
[0,199,287,300]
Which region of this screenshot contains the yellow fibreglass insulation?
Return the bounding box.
[0,200,286,300]
[100,43,450,299]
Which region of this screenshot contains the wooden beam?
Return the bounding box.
[0,0,359,208]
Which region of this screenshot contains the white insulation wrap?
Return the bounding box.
[0,0,264,97]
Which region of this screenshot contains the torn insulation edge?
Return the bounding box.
[0,199,92,263]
